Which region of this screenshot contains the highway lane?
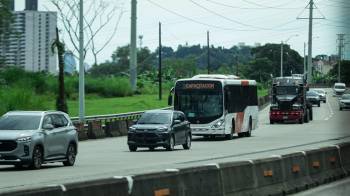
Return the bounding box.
[1,89,350,192]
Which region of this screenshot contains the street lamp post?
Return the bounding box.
[280,34,298,77]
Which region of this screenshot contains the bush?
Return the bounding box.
[0,86,48,115]
[85,77,133,97]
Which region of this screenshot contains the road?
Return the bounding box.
[1,89,350,193]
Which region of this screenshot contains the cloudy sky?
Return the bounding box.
[15,0,350,65]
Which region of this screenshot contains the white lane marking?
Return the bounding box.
[165,168,179,172]
[324,95,334,121]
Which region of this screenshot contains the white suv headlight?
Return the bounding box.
[17,136,32,142]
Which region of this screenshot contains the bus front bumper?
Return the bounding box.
[191,128,225,136]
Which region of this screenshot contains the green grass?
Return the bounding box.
[45,94,169,117]
[45,89,268,117]
[258,88,269,97]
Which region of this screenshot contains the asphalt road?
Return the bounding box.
[1,89,350,192]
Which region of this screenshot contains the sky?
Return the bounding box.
[14,0,350,65]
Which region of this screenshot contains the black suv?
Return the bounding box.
[127,110,191,151]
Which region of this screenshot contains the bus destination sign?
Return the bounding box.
[176,81,221,91]
[184,83,215,90]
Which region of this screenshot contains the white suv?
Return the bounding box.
[0,111,78,169]
[333,83,346,96]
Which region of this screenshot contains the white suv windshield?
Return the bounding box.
[0,115,41,130]
[335,85,345,89]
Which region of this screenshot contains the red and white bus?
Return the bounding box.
[169,74,259,139]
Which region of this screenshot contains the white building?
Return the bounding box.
[0,10,57,74]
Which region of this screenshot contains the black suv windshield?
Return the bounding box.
[0,115,41,130]
[137,113,171,124]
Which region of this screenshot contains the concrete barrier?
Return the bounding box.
[304,148,326,185]
[178,165,223,196]
[130,170,180,196]
[105,120,128,137]
[74,122,88,141]
[319,146,346,181]
[0,186,62,196]
[252,157,285,196]
[63,177,129,196]
[281,152,312,194]
[338,142,350,175]
[87,120,105,139]
[218,161,256,196]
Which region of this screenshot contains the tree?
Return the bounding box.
[242,58,274,82]
[329,60,350,85]
[50,0,125,65]
[52,28,68,113]
[252,44,303,78]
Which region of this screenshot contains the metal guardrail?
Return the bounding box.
[71,106,173,123]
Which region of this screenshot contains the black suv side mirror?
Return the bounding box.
[174,120,181,125]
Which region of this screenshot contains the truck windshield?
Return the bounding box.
[276,86,299,95]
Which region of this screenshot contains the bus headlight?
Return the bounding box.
[212,119,225,129]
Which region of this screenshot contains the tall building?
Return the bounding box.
[0,10,57,73]
[9,0,15,11]
[25,0,38,11]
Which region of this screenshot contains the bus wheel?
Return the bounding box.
[245,119,252,137]
[225,133,233,140]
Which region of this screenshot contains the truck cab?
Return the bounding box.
[269,77,312,124]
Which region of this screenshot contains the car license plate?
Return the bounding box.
[283,116,288,120]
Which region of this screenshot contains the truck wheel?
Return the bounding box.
[304,110,310,123]
[318,102,321,107]
[270,119,274,124]
[299,117,304,124]
[308,108,313,121]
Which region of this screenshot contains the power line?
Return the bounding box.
[145,0,259,31]
[241,0,303,9]
[189,0,269,30]
[204,0,303,10]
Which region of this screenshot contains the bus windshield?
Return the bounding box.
[174,81,223,124]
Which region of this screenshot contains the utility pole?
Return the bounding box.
[235,56,239,76]
[337,34,345,82]
[158,22,162,100]
[297,0,324,84]
[78,0,85,122]
[130,0,137,91]
[207,31,210,74]
[304,42,307,75]
[280,41,283,77]
[307,0,313,84]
